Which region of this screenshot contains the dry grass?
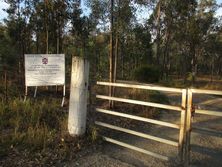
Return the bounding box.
[0,98,95,166]
[95,86,170,135]
[159,76,222,90]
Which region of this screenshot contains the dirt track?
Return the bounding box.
[68,93,222,167]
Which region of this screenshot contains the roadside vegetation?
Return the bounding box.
[0,78,170,166]
[0,97,96,166]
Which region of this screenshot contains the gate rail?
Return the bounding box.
[96,81,187,162]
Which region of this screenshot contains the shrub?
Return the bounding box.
[133,65,160,83]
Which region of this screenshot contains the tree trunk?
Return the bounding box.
[109,0,114,108]
[46,28,49,54]
[191,44,197,85]
[114,36,118,83]
[155,1,161,65]
[112,35,118,107]
[44,0,49,54]
[162,25,171,80]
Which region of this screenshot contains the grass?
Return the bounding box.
[0,99,62,152]
[159,75,222,90]
[96,86,170,132]
[0,97,96,166]
[0,72,220,165]
[2,76,220,166]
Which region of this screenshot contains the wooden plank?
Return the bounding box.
[96,121,178,146]
[192,127,222,137]
[103,136,170,161]
[97,81,183,93]
[178,89,187,161]
[96,95,181,111]
[185,89,193,167]
[96,108,180,129]
[191,89,222,96]
[195,109,222,117]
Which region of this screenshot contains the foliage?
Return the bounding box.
[1,0,221,82]
[133,65,160,83]
[0,24,17,68]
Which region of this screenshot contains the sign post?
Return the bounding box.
[24,54,65,106]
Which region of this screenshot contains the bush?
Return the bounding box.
[133,65,160,83]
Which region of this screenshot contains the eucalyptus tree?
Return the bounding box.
[0,24,17,70]
[145,0,220,82]
[69,0,92,57]
[4,0,34,85]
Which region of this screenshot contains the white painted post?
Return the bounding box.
[68,57,89,136]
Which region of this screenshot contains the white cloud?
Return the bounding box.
[0,1,9,22]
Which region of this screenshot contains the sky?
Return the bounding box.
[0,0,9,22]
[0,0,222,23]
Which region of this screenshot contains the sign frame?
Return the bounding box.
[24,54,65,107]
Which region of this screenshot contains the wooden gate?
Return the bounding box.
[95,82,222,166]
[95,81,187,162]
[185,88,222,166]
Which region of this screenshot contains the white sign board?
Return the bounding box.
[25,54,65,86]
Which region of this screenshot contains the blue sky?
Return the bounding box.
[0,0,222,23]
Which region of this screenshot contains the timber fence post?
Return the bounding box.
[68,56,89,136]
[185,89,193,167]
[179,89,187,162]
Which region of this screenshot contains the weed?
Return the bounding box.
[88,125,99,142]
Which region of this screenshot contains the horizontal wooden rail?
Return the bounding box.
[192,127,222,137]
[97,81,183,93]
[96,95,181,111]
[103,136,170,161]
[191,89,222,96]
[96,108,180,129]
[96,121,178,146]
[195,109,222,117]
